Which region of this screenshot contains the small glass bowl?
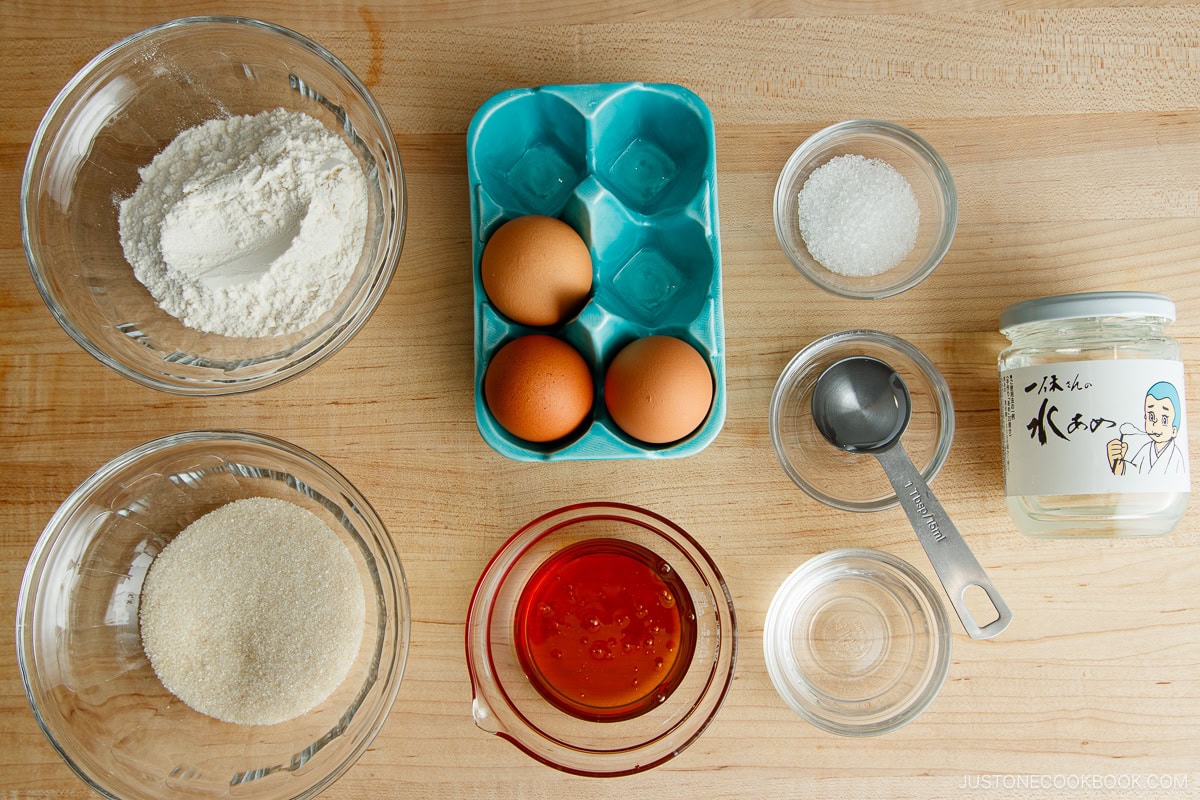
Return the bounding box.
[763,548,951,737]
[770,329,954,512]
[465,502,736,776]
[16,430,410,800]
[773,119,956,299]
[21,17,406,395]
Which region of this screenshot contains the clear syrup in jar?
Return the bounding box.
[998,292,1189,538]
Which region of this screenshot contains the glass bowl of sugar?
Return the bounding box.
[773,120,956,300]
[16,430,410,800]
[21,17,405,394]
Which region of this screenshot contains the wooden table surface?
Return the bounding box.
[3,3,1199,799]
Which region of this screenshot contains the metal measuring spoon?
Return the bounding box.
[811,356,1012,640]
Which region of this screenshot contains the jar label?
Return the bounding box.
[1000,359,1189,496]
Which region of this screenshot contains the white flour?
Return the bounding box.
[119,109,368,338]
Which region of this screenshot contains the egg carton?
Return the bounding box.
[468,82,726,461]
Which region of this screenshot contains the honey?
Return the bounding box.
[514,538,696,722]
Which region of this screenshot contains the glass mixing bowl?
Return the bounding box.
[774,119,956,299]
[16,430,410,800]
[770,329,955,512]
[21,17,406,394]
[763,548,951,736]
[465,502,736,776]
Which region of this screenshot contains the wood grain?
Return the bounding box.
[2,3,1199,800]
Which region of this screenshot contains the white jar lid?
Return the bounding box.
[1000,291,1175,333]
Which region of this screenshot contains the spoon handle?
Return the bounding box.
[875,444,1013,640]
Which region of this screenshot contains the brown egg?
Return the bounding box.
[484,334,594,443]
[604,336,714,445]
[481,215,593,327]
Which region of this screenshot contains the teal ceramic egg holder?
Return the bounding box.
[468,82,726,461]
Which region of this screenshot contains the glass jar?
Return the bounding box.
[998,291,1189,538]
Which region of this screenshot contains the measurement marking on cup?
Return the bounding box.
[904,481,945,541]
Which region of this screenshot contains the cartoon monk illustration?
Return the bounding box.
[1108,381,1187,476]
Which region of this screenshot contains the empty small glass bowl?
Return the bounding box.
[21,17,406,394]
[770,329,955,512]
[16,430,410,800]
[763,548,951,736]
[465,502,736,776]
[774,119,956,299]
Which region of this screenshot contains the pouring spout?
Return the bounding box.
[471,695,504,735]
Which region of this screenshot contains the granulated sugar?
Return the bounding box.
[797,154,920,277]
[139,497,365,726]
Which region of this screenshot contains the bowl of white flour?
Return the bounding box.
[17,430,410,800]
[21,17,405,394]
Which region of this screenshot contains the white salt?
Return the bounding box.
[139,497,366,726]
[797,154,920,277]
